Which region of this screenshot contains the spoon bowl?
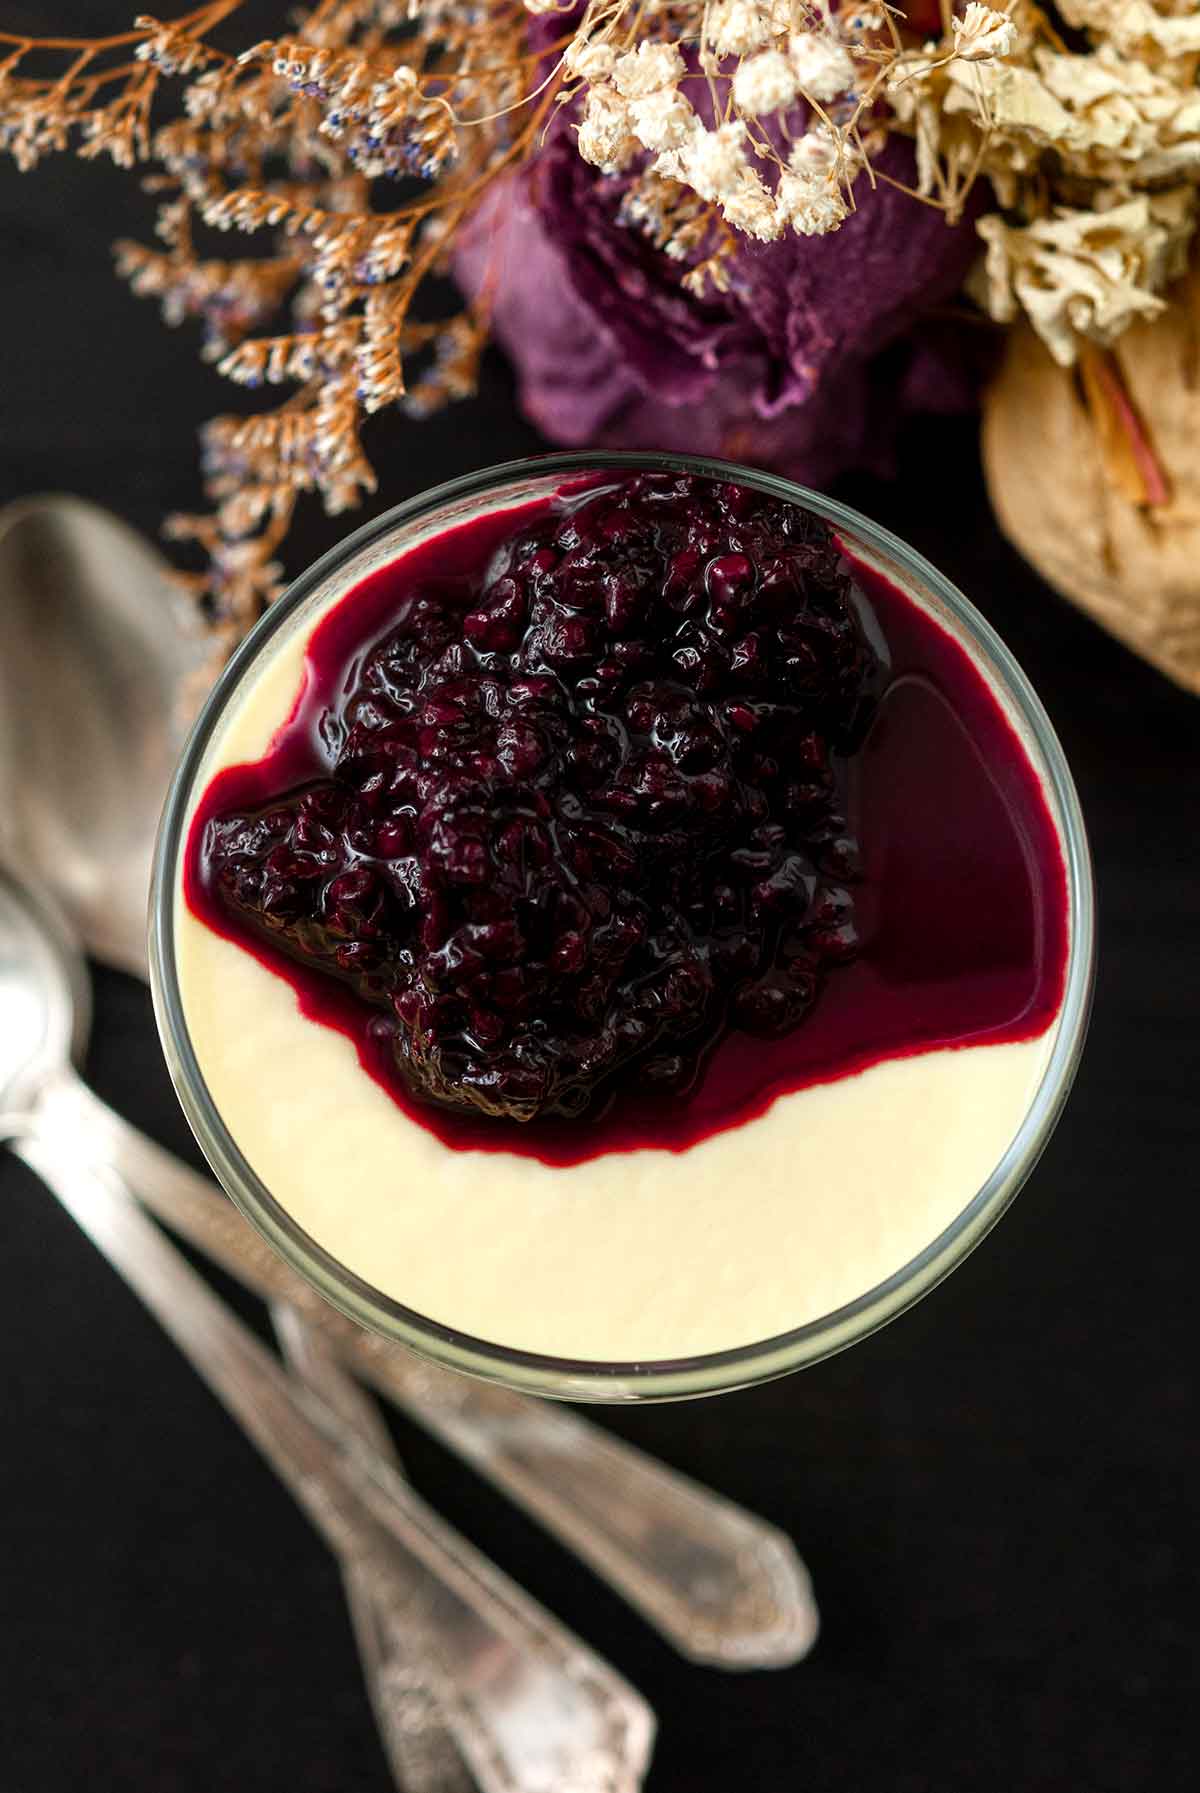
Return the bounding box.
[0,866,88,1115]
[0,497,205,975]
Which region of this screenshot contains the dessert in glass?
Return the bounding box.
[150,453,1094,1401]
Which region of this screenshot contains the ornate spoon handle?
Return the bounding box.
[270,1302,476,1793]
[15,1125,655,1793]
[47,1073,819,1668]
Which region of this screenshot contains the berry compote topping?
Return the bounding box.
[186,474,1071,1167]
[198,475,880,1124]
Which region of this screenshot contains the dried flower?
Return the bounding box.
[0,1,551,638]
[706,1,775,59]
[777,128,856,236]
[788,34,856,104]
[675,120,750,201]
[564,40,616,82]
[456,130,981,487]
[134,16,213,78]
[611,43,686,101]
[628,87,695,153]
[732,50,799,118]
[890,0,1200,361]
[951,5,1020,64]
[3,0,1200,658]
[974,190,1195,365]
[981,287,1200,695]
[577,84,638,170]
[1057,1,1200,63]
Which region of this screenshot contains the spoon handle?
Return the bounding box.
[15,1126,655,1793]
[46,1073,819,1669]
[270,1302,477,1793]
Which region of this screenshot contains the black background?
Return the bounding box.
[2,27,1198,1790]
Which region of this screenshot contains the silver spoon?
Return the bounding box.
[0,494,819,1668]
[0,865,655,1793]
[0,494,474,1789]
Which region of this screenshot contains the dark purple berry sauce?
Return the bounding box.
[184,473,1068,1168]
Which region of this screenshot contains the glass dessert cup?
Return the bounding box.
[150,452,1095,1403]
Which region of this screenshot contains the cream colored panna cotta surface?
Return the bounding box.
[177,583,1059,1362]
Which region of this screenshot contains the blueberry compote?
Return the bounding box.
[186,473,1068,1167]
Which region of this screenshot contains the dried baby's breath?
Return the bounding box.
[731,49,799,118]
[787,33,857,104]
[565,2,878,249]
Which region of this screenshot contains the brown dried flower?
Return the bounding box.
[0,2,542,637]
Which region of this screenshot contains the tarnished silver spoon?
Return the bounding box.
[0,494,819,1669]
[0,865,656,1793]
[0,496,196,979]
[0,495,475,1789]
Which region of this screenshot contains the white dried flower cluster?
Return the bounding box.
[787,33,857,104]
[944,44,1200,186]
[777,126,858,235]
[731,49,797,118]
[563,40,616,83]
[975,189,1195,365]
[890,0,1200,364]
[576,83,638,171]
[577,63,862,246]
[1056,1,1200,63]
[630,88,693,154]
[951,4,1020,64]
[701,2,858,103]
[611,42,686,100]
[706,0,775,58]
[568,4,870,247]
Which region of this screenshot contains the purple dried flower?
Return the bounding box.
[456,132,982,486]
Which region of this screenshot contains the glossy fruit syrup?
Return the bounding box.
[184,474,1068,1169]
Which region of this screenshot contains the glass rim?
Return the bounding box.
[150,449,1095,1403]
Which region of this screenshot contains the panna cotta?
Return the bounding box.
[172,472,1070,1363]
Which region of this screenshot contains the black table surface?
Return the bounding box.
[3,108,1199,1793]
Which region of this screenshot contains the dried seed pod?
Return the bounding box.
[981,268,1200,696]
